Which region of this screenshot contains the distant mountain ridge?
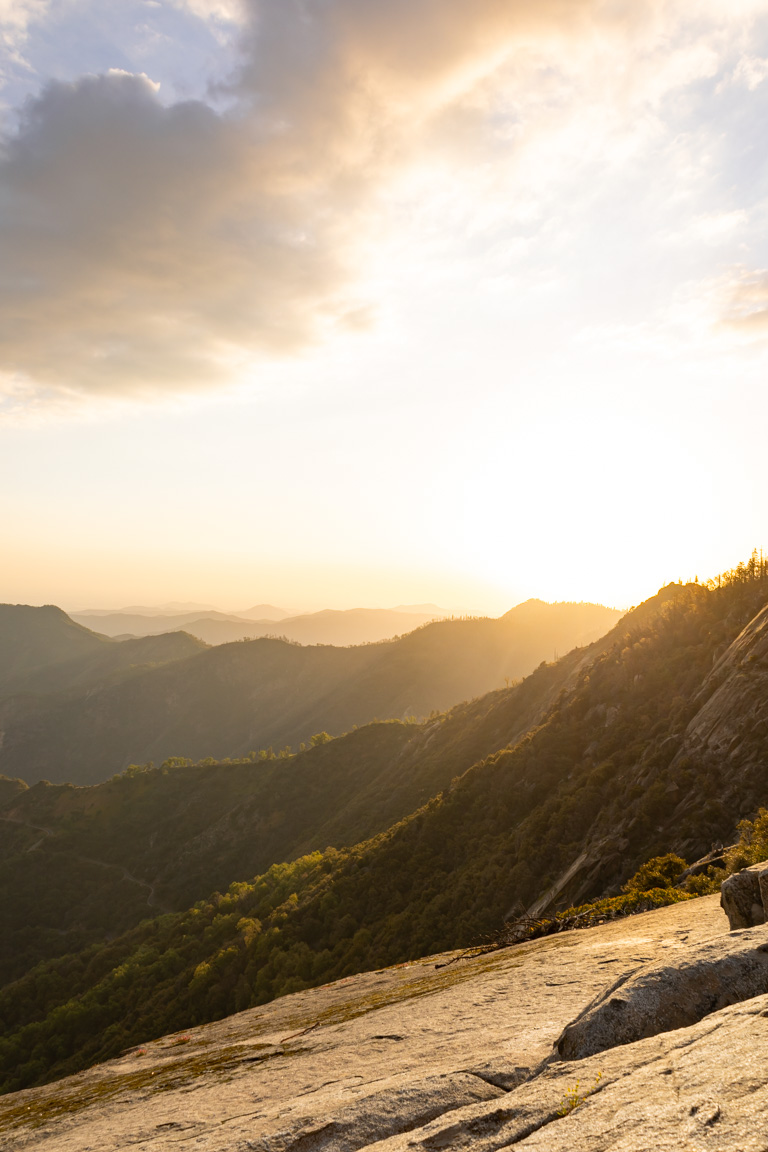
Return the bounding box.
[234,604,292,621]
[75,601,222,617]
[0,604,107,692]
[2,566,768,1095]
[0,604,206,700]
[68,605,452,646]
[69,601,612,648]
[0,599,621,785]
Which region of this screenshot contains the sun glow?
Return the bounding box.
[0,0,767,610]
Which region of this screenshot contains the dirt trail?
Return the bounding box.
[0,814,170,912]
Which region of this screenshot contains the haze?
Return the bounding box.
[1,0,766,611]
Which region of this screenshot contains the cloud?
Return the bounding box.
[720,269,768,334]
[0,68,361,397]
[0,0,766,404]
[0,0,608,402]
[725,54,768,91]
[0,0,48,77]
[169,0,245,21]
[0,0,47,33]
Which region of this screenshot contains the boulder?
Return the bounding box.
[720,860,768,929]
[0,895,740,1152]
[553,926,768,1061]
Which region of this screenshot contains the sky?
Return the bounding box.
[0,0,767,614]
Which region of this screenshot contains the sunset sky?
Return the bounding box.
[1,0,767,614]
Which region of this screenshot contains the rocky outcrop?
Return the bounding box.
[720,860,768,929]
[670,602,768,790]
[368,993,768,1152]
[553,926,768,1059]
[523,836,628,919]
[684,602,768,754]
[4,893,764,1152]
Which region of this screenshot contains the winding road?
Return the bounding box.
[0,814,171,912]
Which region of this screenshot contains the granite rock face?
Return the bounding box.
[553,925,768,1059]
[720,860,768,929]
[678,600,768,761]
[372,993,768,1152]
[5,893,768,1152]
[667,601,768,840]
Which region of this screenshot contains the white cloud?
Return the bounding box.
[665,210,749,247]
[0,0,48,79]
[719,269,768,334]
[729,54,768,91]
[169,0,245,21]
[1,0,768,405]
[0,0,611,401]
[0,0,46,31]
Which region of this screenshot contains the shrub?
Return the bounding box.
[725,808,768,872]
[622,853,687,893]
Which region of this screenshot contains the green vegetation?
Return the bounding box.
[622,853,687,893]
[491,856,695,948]
[0,666,570,989]
[1,558,768,1096]
[680,807,768,895]
[559,887,692,922]
[726,808,768,871]
[556,1072,603,1117]
[0,599,620,786]
[0,720,447,985]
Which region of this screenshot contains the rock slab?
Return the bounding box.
[554,924,768,1060]
[5,894,767,1152]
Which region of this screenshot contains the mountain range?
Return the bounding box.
[0,599,620,785]
[1,558,767,1099]
[69,605,455,647]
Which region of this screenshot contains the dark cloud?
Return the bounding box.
[0,69,354,396]
[0,0,603,399]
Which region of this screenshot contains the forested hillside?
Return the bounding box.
[0,605,108,692]
[0,599,619,785]
[0,650,576,987]
[2,559,767,1094]
[3,630,206,697]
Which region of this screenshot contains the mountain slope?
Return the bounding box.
[4,631,207,697]
[0,600,619,785]
[0,651,576,987]
[0,605,107,693]
[3,570,768,1091]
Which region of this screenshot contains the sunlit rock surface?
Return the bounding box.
[720,861,768,929]
[7,894,768,1150]
[553,923,768,1060]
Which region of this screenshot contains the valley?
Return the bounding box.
[0,557,764,1142]
[0,599,618,785]
[0,557,767,1106]
[3,2,765,1146]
